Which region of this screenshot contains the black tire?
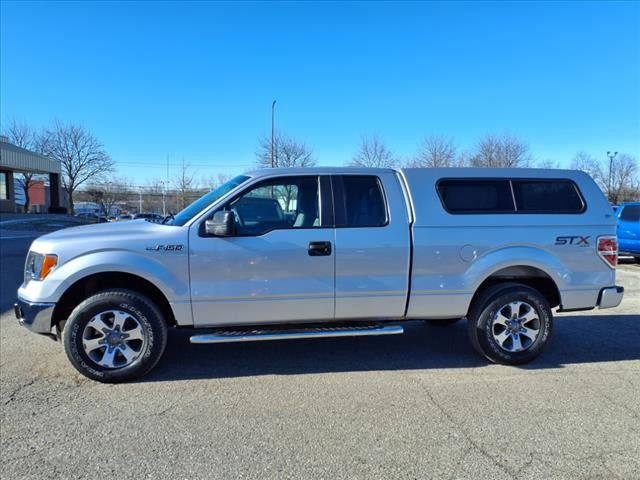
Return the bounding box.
[467,282,552,365]
[62,289,168,383]
[634,256,640,264]
[425,318,462,327]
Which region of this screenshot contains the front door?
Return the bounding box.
[189,175,335,327]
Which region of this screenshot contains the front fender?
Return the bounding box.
[18,250,190,305]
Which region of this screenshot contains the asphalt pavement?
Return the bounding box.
[1,232,639,480]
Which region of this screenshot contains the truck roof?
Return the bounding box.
[245,166,396,177]
[246,166,588,179]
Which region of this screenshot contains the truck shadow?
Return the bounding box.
[143,313,640,382]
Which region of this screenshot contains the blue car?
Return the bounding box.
[615,202,640,263]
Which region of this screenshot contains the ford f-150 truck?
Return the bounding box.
[15,168,624,382]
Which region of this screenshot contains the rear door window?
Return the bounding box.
[335,175,387,227]
[512,180,584,213]
[437,179,515,213]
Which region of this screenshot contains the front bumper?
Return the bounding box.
[14,297,56,336]
[598,286,624,309]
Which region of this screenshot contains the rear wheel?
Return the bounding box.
[467,283,552,365]
[63,289,168,383]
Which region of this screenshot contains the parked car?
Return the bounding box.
[15,168,623,382]
[615,202,640,262]
[117,214,134,221]
[134,212,164,223]
[75,212,107,223]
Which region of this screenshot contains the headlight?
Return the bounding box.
[24,252,58,283]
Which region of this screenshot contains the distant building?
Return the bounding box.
[0,135,64,213]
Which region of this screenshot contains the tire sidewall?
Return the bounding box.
[474,287,552,364]
[63,290,166,382]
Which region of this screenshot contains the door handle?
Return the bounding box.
[308,241,332,256]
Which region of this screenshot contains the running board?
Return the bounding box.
[190,324,404,344]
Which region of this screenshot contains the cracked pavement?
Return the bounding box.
[1,235,639,479]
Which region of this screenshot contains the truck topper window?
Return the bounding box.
[437,178,586,214]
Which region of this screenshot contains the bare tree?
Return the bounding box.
[201,173,231,190]
[256,132,316,168]
[454,151,471,168]
[611,154,640,203]
[570,151,598,175]
[0,119,48,212]
[537,159,561,169]
[142,179,169,215]
[42,121,114,214]
[470,134,531,168]
[409,135,457,168]
[350,134,398,168]
[85,177,132,217]
[172,159,196,210]
[570,152,639,203]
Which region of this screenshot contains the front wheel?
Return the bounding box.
[467,283,552,365]
[63,289,168,383]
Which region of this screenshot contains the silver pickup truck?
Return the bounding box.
[15,167,624,382]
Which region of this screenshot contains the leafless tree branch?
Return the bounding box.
[41,120,114,213]
[255,133,316,168]
[350,134,398,168]
[409,135,458,168]
[470,134,531,168]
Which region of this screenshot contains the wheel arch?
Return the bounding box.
[52,271,178,331]
[468,265,561,317]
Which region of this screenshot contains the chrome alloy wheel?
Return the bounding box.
[491,301,541,353]
[82,310,146,369]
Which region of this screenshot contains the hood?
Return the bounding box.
[37,219,162,241]
[29,219,186,261]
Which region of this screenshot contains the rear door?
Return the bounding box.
[331,172,411,320]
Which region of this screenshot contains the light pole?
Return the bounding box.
[271,100,277,168]
[607,151,618,202]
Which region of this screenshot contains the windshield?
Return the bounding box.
[170,175,250,226]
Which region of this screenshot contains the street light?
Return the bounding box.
[271,100,277,168]
[607,151,618,201]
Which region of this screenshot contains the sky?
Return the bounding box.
[1,1,639,185]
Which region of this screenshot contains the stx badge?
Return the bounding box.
[555,236,590,246]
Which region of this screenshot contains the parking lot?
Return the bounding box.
[1,231,639,480]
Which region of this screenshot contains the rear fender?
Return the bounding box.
[465,246,569,295]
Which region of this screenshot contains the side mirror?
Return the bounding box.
[205,211,235,236]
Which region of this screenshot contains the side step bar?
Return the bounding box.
[190,324,404,344]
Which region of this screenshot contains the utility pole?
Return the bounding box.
[607,151,618,202]
[160,181,166,217]
[271,100,277,168]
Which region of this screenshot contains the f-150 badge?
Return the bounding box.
[145,244,184,252]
